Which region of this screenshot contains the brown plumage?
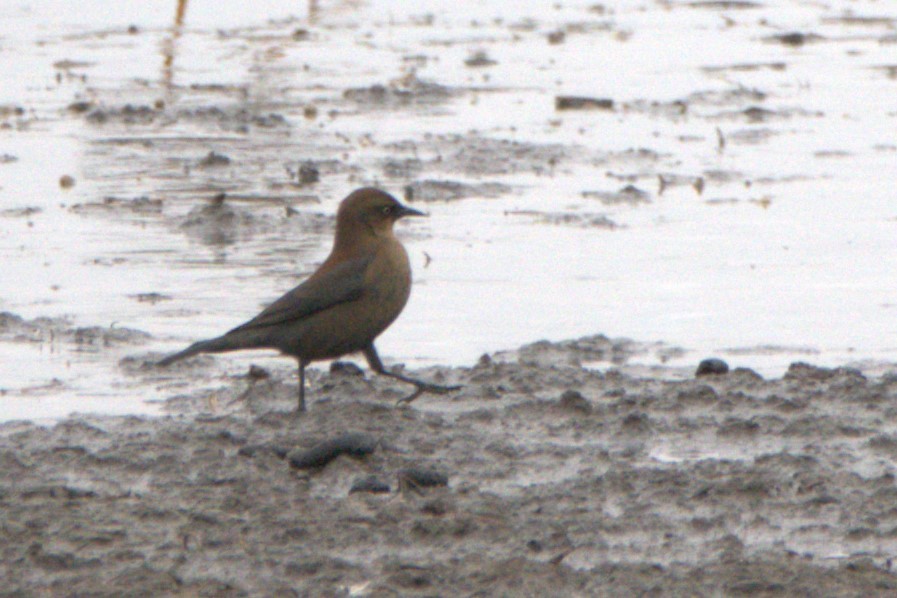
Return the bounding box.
[157,187,459,410]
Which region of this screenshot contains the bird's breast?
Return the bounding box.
[284,239,414,361]
[364,239,412,321]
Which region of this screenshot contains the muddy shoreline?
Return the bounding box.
[3,337,897,595]
[4,0,897,593]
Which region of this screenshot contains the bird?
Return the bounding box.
[157,187,460,411]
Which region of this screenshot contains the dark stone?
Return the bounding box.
[287,433,377,470]
[696,358,730,377]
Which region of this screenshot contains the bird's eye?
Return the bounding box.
[381,205,393,215]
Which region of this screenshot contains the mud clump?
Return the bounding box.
[765,32,825,47]
[343,73,458,108]
[197,151,231,168]
[386,133,575,177]
[505,209,620,229]
[555,96,614,111]
[85,103,158,125]
[287,432,378,470]
[582,184,651,206]
[82,102,288,133]
[0,311,150,348]
[464,50,497,67]
[69,196,163,216]
[296,162,320,185]
[403,179,512,202]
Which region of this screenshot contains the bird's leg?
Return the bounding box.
[297,358,308,412]
[363,345,461,405]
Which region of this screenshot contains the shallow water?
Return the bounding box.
[2,0,896,419]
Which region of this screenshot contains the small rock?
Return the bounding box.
[527,539,544,553]
[696,358,729,377]
[547,30,566,45]
[298,162,319,185]
[247,365,271,380]
[558,389,591,414]
[59,175,76,189]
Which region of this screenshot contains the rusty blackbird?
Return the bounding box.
[157,187,459,410]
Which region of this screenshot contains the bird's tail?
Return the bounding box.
[156,336,236,366]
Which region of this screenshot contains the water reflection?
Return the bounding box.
[161,0,189,89]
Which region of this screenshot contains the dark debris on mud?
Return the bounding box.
[0,312,150,350]
[343,73,460,109]
[4,335,897,595]
[504,209,620,229]
[82,102,289,133]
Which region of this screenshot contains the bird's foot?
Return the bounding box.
[374,364,461,405]
[395,380,462,406]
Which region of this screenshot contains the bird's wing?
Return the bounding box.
[226,255,372,333]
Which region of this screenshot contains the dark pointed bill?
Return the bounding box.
[396,203,426,218]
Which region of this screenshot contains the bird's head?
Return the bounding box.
[336,187,424,239]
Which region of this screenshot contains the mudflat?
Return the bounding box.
[3,1,897,593]
[3,336,897,595]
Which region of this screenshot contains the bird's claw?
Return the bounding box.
[396,382,462,406]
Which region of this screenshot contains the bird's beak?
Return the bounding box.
[397,204,426,218]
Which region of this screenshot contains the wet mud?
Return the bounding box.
[4,339,897,594]
[0,311,150,351]
[5,0,896,408]
[4,0,897,594]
